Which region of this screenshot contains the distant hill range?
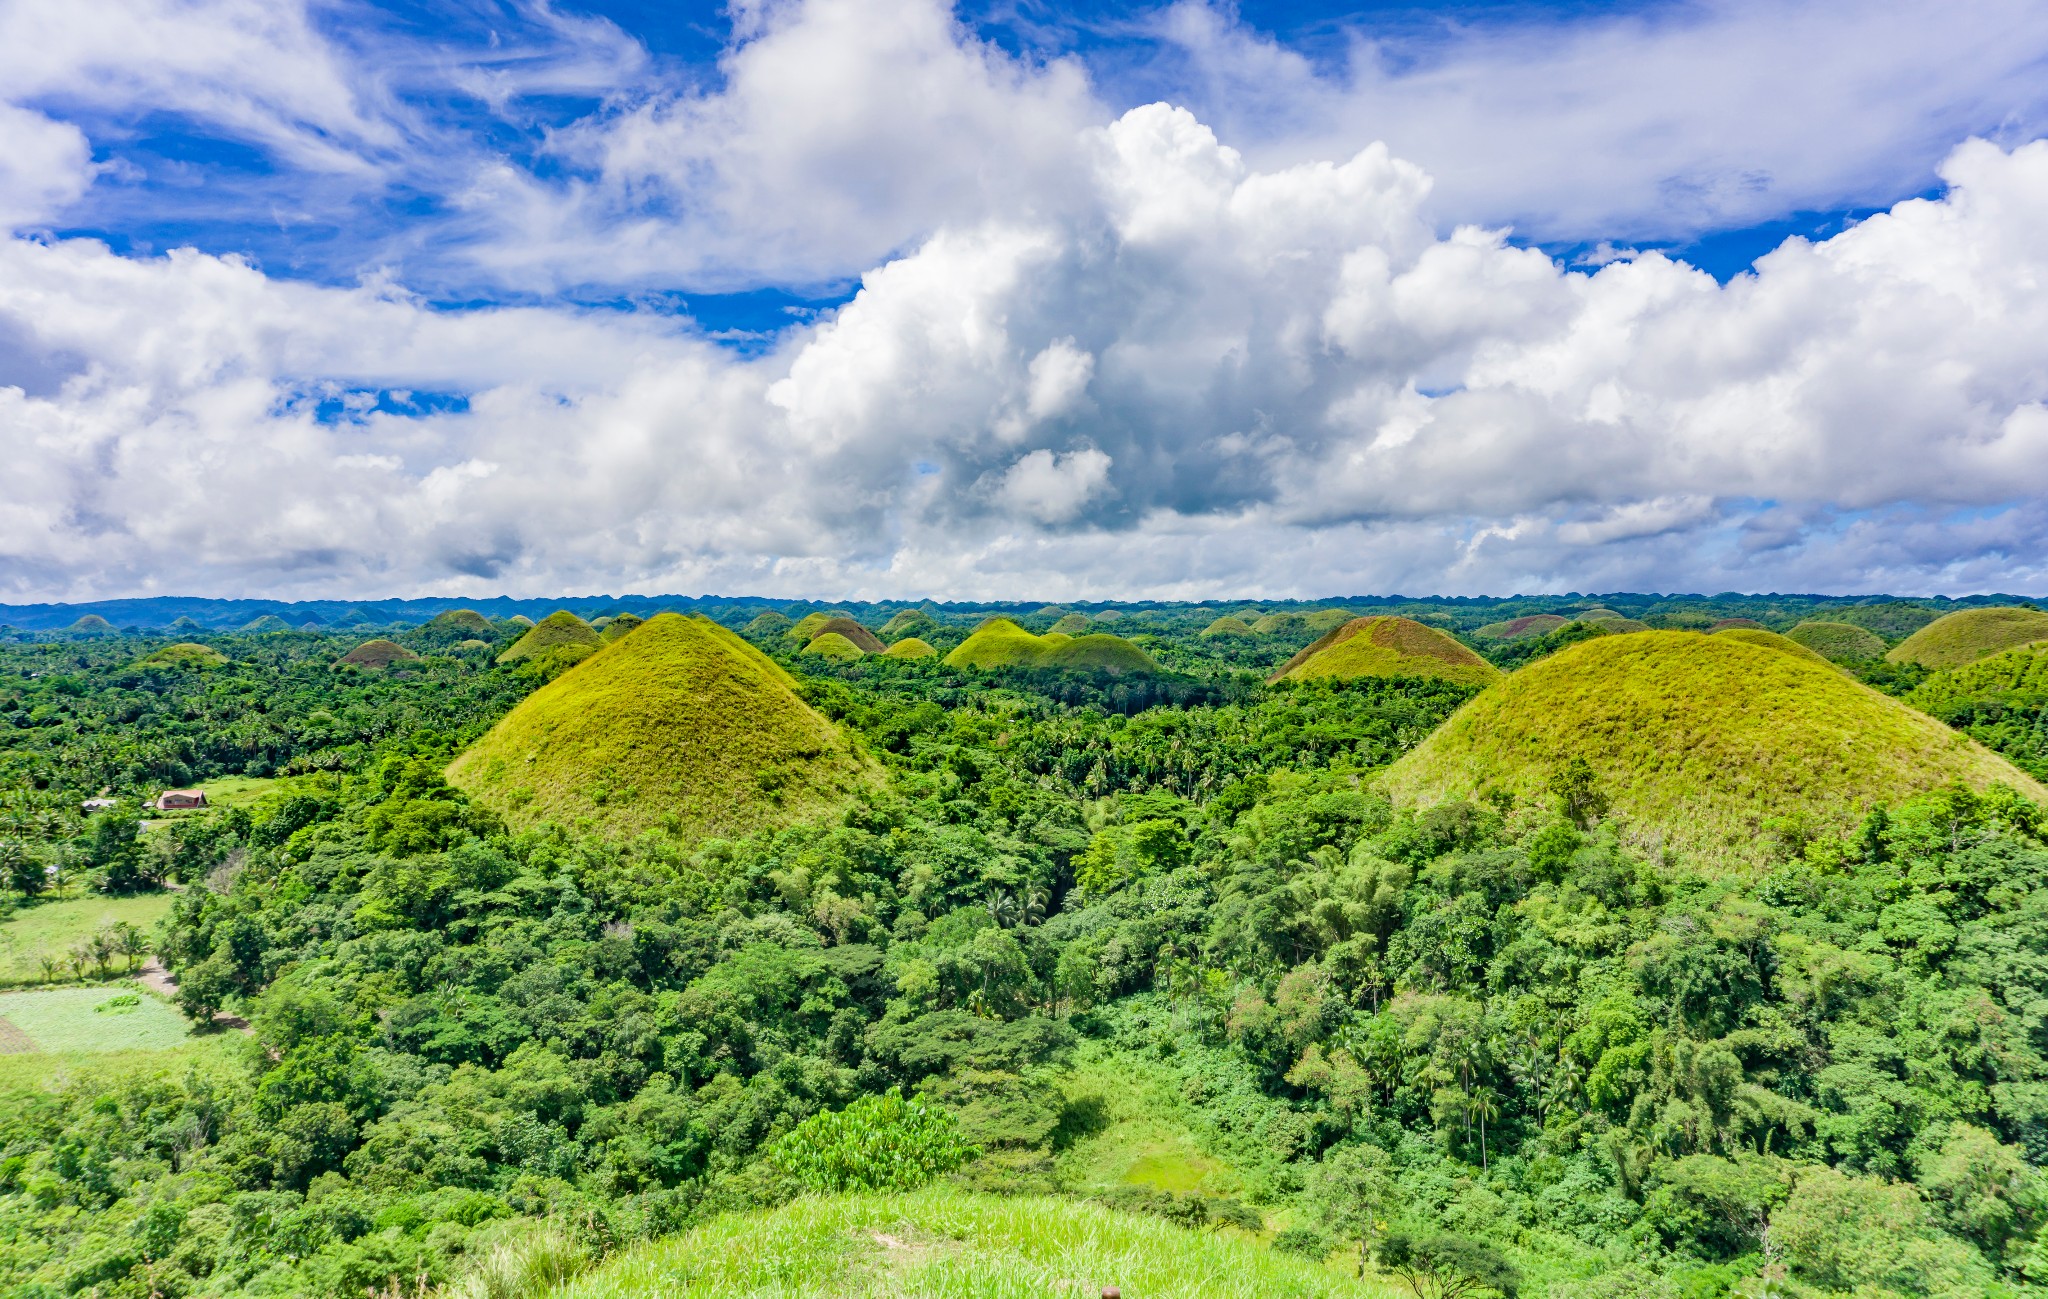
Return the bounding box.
[0,591,2040,633]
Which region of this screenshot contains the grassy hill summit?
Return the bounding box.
[1711,626,1836,667]
[1269,616,1502,687]
[807,618,885,654]
[497,610,602,665]
[802,631,865,661]
[135,642,229,669]
[1199,615,1255,639]
[1384,630,2048,869]
[786,611,857,643]
[426,609,494,635]
[882,637,935,659]
[943,619,1163,675]
[1787,620,1888,662]
[878,609,937,641]
[448,613,878,843]
[1048,612,1091,636]
[239,615,293,633]
[744,610,794,637]
[600,612,646,642]
[1888,606,2048,669]
[1474,613,1569,640]
[63,614,114,634]
[337,639,418,668]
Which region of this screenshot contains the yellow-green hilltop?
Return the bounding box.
[743,610,793,637]
[1473,613,1570,640]
[1383,630,2048,871]
[135,643,228,669]
[600,612,645,642]
[1908,641,2048,716]
[1048,613,1091,635]
[1710,626,1836,667]
[804,618,885,654]
[448,613,879,843]
[238,615,293,633]
[505,614,535,629]
[801,631,865,661]
[1887,606,2048,669]
[784,611,856,643]
[64,614,114,634]
[877,609,938,641]
[337,639,418,668]
[1786,620,1888,662]
[1199,615,1254,639]
[497,610,603,666]
[1269,616,1502,688]
[1250,608,1353,635]
[881,636,936,660]
[426,608,494,635]
[943,618,1163,675]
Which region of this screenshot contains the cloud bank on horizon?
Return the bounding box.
[3,0,2048,601]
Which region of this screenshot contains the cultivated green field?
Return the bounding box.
[0,985,194,1052]
[552,1189,1401,1299]
[0,891,171,985]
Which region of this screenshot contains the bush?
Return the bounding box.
[766,1089,979,1193]
[444,1222,592,1299]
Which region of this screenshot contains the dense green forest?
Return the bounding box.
[2,596,2047,1299]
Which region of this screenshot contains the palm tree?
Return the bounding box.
[114,922,149,972]
[1471,1086,1503,1170]
[88,929,116,980]
[36,954,59,984]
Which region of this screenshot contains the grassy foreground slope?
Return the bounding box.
[1888,606,2048,669]
[1271,616,1501,687]
[1383,631,2048,869]
[449,613,877,842]
[554,1189,1393,1299]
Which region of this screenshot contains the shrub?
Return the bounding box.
[766,1089,979,1193]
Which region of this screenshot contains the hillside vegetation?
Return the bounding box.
[1271,616,1502,688]
[1787,620,1889,661]
[882,637,935,659]
[1201,615,1255,639]
[1888,606,2048,669]
[448,613,877,841]
[943,619,1163,675]
[1384,630,2047,868]
[1908,644,2048,780]
[878,609,938,641]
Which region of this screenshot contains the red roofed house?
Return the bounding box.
[155,789,208,811]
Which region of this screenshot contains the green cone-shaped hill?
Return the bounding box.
[1383,631,2048,870]
[1888,607,2048,669]
[449,613,878,843]
[1269,616,1501,687]
[498,611,602,664]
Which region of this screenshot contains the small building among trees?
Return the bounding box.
[154,789,207,810]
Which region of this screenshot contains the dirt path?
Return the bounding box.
[138,959,249,1032]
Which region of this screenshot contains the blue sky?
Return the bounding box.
[4,0,2048,600]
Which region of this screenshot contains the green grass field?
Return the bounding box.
[943,620,1165,675]
[0,985,195,1052]
[1785,620,1889,662]
[0,1034,238,1093]
[1054,1062,1243,1201]
[0,892,172,985]
[552,1189,1402,1299]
